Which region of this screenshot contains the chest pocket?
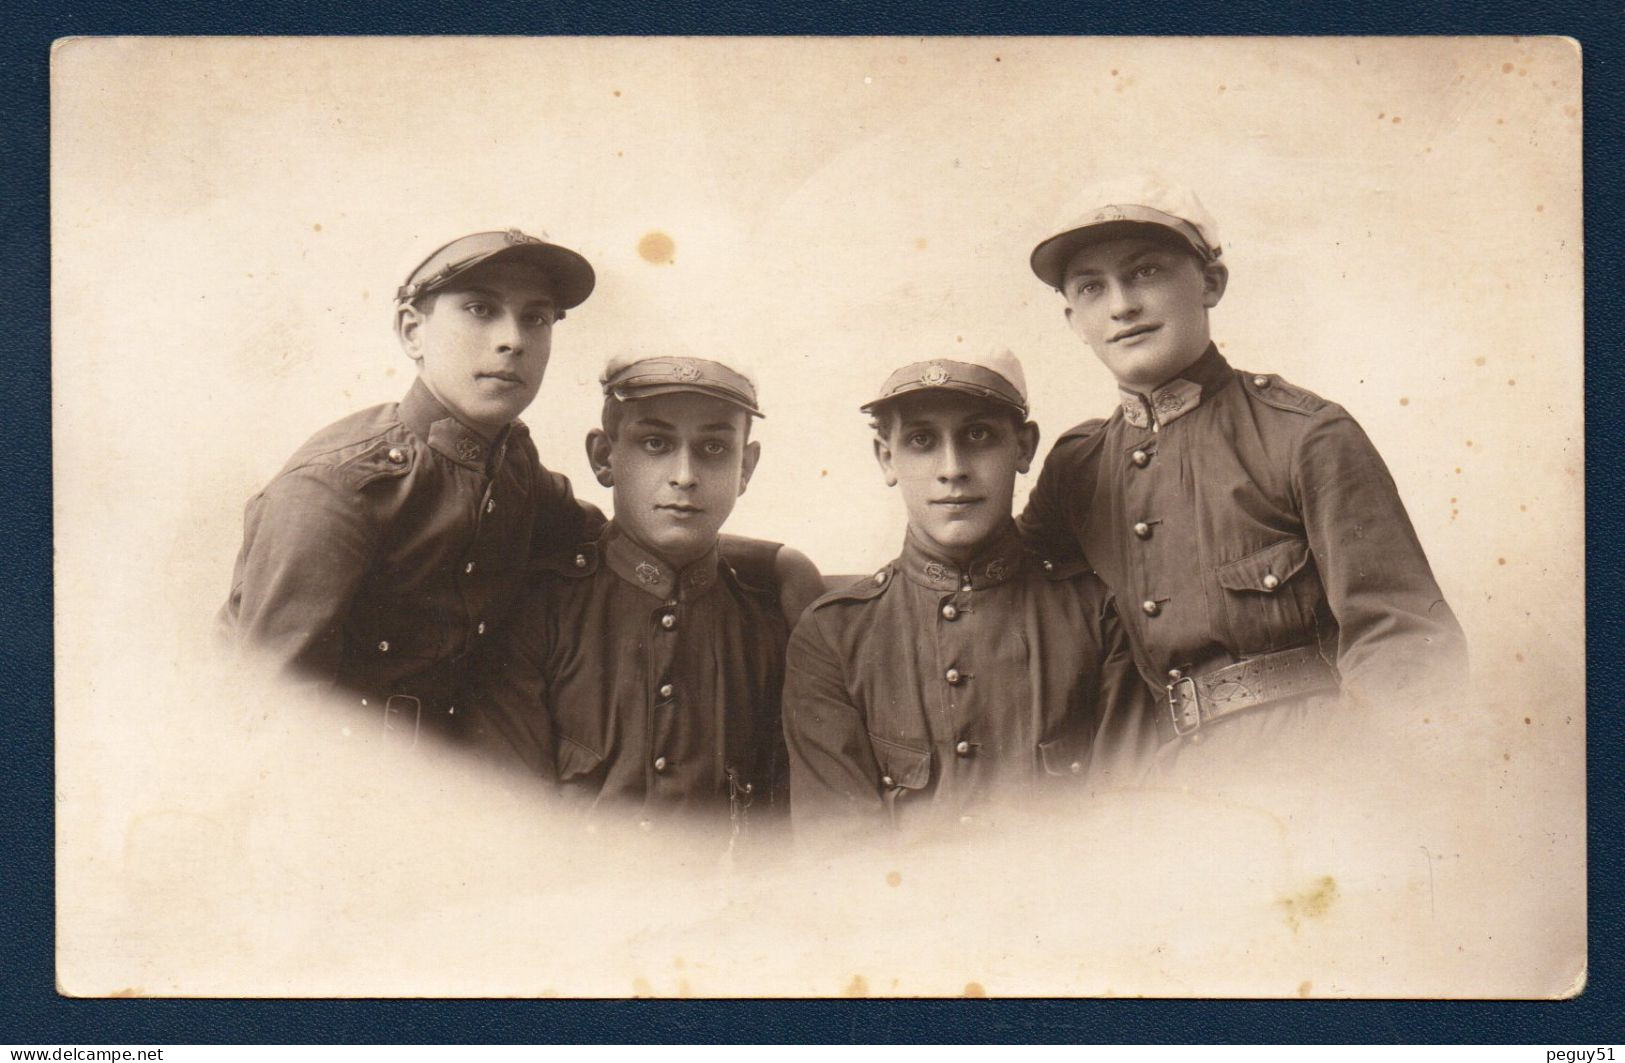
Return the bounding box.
[1037,732,1091,779]
[1214,537,1319,655]
[554,733,606,784]
[868,733,932,827]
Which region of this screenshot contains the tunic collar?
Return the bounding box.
[603,522,720,601]
[1118,343,1233,430]
[899,521,1024,591]
[398,377,522,472]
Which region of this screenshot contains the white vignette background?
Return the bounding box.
[51,36,1583,998]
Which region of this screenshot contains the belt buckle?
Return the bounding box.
[382,693,422,749]
[1167,675,1202,737]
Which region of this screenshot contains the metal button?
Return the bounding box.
[653,756,668,772]
[945,668,962,685]
[464,561,476,575]
[377,640,390,652]
[658,683,673,699]
[743,782,753,794]
[476,621,486,635]
[1042,560,1054,572]
[1133,521,1152,539]
[955,740,971,756]
[941,603,959,621]
[1253,375,1270,388]
[881,775,894,787]
[574,554,588,568]
[1131,449,1150,467]
[1142,600,1161,617]
[1262,573,1280,591]
[1168,668,1184,681]
[874,570,888,584]
[1188,732,1205,745]
[485,498,495,514]
[386,446,406,464]
[660,613,677,630]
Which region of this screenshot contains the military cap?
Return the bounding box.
[396,228,596,310]
[1030,176,1222,291]
[601,354,764,418]
[860,348,1028,417]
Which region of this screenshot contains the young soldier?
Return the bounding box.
[220,229,603,746]
[1020,176,1467,766]
[473,354,823,831]
[782,349,1149,838]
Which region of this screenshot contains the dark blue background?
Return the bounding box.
[4,3,1619,1045]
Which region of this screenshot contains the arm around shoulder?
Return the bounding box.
[773,545,825,629]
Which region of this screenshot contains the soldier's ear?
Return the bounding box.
[1201,261,1229,308]
[737,440,762,496]
[586,429,614,487]
[873,435,899,488]
[1015,420,1041,474]
[396,302,427,364]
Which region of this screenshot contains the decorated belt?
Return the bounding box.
[1167,645,1339,737]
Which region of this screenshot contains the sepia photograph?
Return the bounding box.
[50,35,1583,998]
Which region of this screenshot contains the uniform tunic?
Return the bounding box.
[473,524,789,824]
[783,523,1149,836]
[220,378,599,740]
[1019,345,1466,749]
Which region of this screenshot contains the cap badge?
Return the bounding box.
[635,561,663,586]
[923,562,952,585]
[456,438,483,463]
[922,364,951,387]
[670,360,703,383]
[504,228,538,245]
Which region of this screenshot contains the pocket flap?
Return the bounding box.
[868,733,933,790]
[1216,537,1311,593]
[1038,734,1090,778]
[555,733,605,781]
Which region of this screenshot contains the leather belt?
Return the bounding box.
[1167,645,1338,737]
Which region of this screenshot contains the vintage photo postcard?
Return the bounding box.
[51,35,1582,998]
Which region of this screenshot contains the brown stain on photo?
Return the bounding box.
[963,981,987,998]
[632,976,655,996]
[638,231,676,266]
[1297,980,1312,997]
[885,870,902,887]
[1277,875,1339,933]
[845,974,869,997]
[110,987,142,998]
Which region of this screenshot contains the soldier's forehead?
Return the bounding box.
[891,391,1009,421]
